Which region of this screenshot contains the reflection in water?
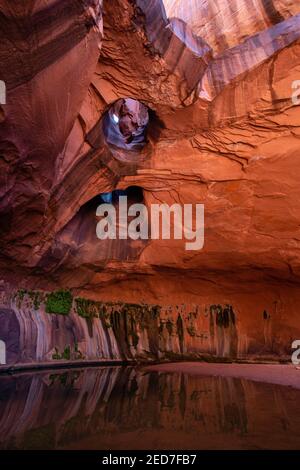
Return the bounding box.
[0,367,300,450]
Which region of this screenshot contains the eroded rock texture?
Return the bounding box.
[1,0,300,362]
[0,293,240,365]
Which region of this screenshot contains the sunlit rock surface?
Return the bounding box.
[1,0,300,362]
[163,0,300,54]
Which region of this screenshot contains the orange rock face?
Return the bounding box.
[1,0,300,361]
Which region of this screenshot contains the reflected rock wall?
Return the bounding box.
[1,0,300,361]
[0,367,300,450]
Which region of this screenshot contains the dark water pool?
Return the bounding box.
[0,366,300,450]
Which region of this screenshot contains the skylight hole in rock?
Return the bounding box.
[102,98,149,151]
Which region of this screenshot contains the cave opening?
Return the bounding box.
[99,185,144,205]
[102,98,149,150]
[68,186,145,226]
[96,186,146,239]
[45,185,147,268]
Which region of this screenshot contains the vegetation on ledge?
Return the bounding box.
[45,290,72,315]
[15,289,45,310]
[52,343,84,361]
[75,297,99,319]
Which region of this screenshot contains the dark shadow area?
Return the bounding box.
[37,186,148,269]
[99,185,144,205]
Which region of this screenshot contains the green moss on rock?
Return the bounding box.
[29,291,43,310]
[46,290,72,315]
[52,344,83,361]
[15,288,28,308]
[75,298,99,319]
